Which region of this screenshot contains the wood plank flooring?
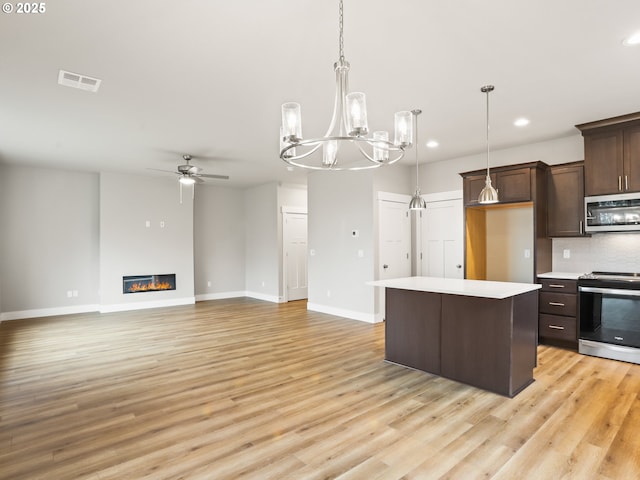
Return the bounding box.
[1,297,639,479]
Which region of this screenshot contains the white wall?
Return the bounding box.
[194,185,246,299]
[306,164,412,322]
[244,182,280,301]
[307,171,376,321]
[0,164,100,319]
[420,134,584,194]
[99,173,195,312]
[485,206,534,283]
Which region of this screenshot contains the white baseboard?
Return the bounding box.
[197,291,283,304]
[245,291,284,303]
[99,297,195,313]
[306,302,379,323]
[0,304,100,322]
[195,291,246,302]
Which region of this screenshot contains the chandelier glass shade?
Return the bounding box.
[478,85,499,204]
[279,0,413,170]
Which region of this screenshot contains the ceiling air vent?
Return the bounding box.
[57,69,102,93]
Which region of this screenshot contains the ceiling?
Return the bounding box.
[1,0,639,188]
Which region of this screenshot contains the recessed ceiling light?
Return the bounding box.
[623,31,640,46]
[514,118,530,127]
[426,140,439,148]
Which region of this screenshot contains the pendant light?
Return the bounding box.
[409,109,426,210]
[478,85,499,204]
[279,0,413,170]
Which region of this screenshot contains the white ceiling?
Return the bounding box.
[1,0,639,187]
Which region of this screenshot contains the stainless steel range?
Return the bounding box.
[578,272,640,364]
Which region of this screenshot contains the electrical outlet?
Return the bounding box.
[67,290,73,298]
[563,249,571,259]
[524,249,531,259]
[72,290,78,297]
[207,281,211,287]
[327,290,331,297]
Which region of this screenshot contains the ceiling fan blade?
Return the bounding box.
[199,173,230,180]
[193,176,205,184]
[147,168,178,175]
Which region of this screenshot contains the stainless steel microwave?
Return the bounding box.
[585,192,640,232]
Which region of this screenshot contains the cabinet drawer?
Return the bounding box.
[539,278,577,293]
[539,292,577,316]
[539,314,576,342]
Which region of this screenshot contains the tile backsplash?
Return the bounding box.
[552,233,640,273]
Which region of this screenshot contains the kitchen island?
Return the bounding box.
[369,277,541,397]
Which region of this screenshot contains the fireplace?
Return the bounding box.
[123,274,176,294]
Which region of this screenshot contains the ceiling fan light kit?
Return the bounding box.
[279,0,413,171]
[148,153,229,202]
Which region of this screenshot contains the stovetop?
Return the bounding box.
[578,271,640,289]
[580,271,640,281]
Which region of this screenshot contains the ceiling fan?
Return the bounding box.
[153,154,229,184]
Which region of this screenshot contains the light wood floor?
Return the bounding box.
[1,298,639,480]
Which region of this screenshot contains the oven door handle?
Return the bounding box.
[579,286,640,297]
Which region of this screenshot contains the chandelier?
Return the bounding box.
[279,0,413,170]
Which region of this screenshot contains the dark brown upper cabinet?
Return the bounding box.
[547,162,586,237]
[576,112,640,196]
[461,162,545,207]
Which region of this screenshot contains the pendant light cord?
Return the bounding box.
[413,109,421,190]
[481,85,494,175]
[486,88,490,174]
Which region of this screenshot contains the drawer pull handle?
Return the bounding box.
[549,302,565,307]
[549,325,565,330]
[548,284,565,288]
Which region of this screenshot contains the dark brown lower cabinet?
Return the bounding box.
[385,288,538,397]
[537,278,578,349]
[385,288,441,373]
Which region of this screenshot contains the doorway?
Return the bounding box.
[416,192,464,279]
[283,211,308,301]
[377,195,412,320]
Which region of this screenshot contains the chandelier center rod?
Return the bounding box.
[338,0,345,62]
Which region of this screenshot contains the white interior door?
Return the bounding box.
[283,212,308,301]
[378,199,411,318]
[420,198,464,279]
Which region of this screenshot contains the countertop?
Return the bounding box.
[368,276,541,300]
[537,272,586,280]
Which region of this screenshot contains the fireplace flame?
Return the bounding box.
[127,281,172,293]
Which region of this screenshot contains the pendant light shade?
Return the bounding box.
[409,109,426,210]
[478,85,499,204]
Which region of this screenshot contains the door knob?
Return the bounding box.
[456,264,462,269]
[383,264,389,269]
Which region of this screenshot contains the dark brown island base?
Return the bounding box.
[369,277,541,398]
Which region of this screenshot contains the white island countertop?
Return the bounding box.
[368,276,541,300]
